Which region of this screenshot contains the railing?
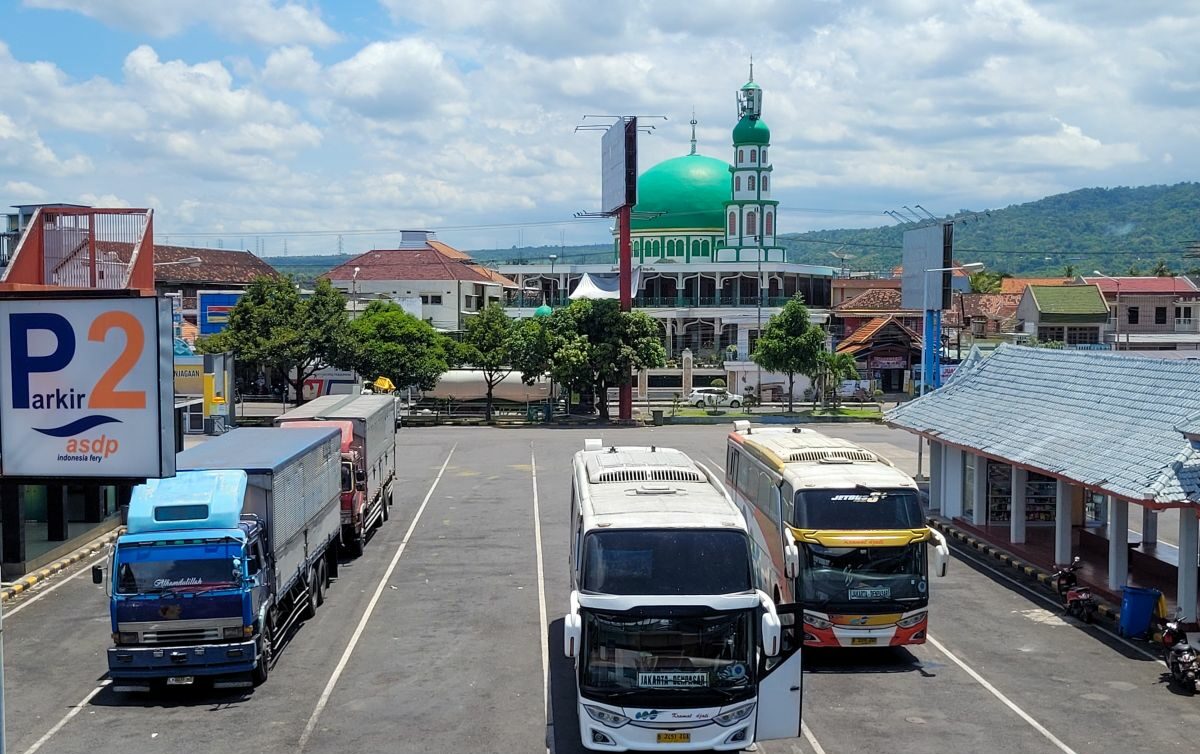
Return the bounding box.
[505,293,811,309]
[1177,318,1197,331]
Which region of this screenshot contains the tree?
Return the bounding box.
[1063,264,1077,278]
[751,296,825,412]
[510,315,556,386]
[197,276,350,405]
[816,350,861,407]
[1153,260,1171,277]
[459,303,517,422]
[968,270,1003,294]
[345,301,450,392]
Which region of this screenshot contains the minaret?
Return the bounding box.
[723,63,779,261]
[689,108,698,155]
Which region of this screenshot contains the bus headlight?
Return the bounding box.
[713,702,756,727]
[802,613,832,630]
[583,705,630,729]
[896,612,927,629]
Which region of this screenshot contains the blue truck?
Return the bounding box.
[95,427,342,691]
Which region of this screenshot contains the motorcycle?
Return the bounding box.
[1162,614,1200,692]
[1051,557,1098,623]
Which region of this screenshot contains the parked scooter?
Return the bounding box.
[1162,614,1200,692]
[1051,557,1098,623]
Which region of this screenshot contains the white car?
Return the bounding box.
[688,387,743,408]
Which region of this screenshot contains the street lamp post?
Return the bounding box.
[1093,270,1122,350]
[549,254,558,305]
[352,266,361,319]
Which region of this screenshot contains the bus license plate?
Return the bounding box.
[851,637,877,646]
[166,676,194,685]
[848,588,891,600]
[657,733,691,744]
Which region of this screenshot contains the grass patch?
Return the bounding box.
[672,407,754,418]
[667,406,882,420]
[808,407,883,419]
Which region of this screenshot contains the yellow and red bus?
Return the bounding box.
[726,422,949,648]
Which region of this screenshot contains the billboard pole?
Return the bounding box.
[618,203,633,422]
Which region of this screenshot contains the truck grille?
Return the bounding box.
[141,627,223,644]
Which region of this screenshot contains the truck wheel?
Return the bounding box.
[252,621,272,686]
[302,567,319,620]
[382,494,390,523]
[316,559,327,607]
[349,529,365,558]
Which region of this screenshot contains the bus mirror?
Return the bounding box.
[91,565,104,585]
[784,544,799,580]
[761,612,781,657]
[564,613,582,658]
[934,546,949,577]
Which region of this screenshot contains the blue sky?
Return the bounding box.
[1,0,1197,257]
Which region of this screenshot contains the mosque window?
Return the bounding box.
[746,211,757,236]
[748,175,756,191]
[728,212,736,234]
[691,240,700,257]
[738,149,744,163]
[653,240,661,255]
[735,176,742,191]
[765,213,774,236]
[762,175,768,192]
[701,240,710,255]
[750,149,757,163]
[667,240,677,256]
[762,148,768,163]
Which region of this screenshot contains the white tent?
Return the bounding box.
[568,268,642,300]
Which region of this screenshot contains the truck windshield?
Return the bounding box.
[581,529,752,595]
[580,609,755,705]
[794,488,924,530]
[116,542,241,595]
[799,543,927,608]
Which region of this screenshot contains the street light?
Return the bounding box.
[154,256,202,268]
[1093,270,1124,350]
[548,254,558,304]
[921,262,984,395]
[352,266,361,319]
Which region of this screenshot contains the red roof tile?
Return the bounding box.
[943,292,1022,330]
[324,243,516,287]
[834,288,909,312]
[90,242,278,284]
[1080,276,1200,296]
[1000,277,1073,294]
[836,315,922,354]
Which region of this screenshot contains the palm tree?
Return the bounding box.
[1152,260,1171,277]
[1063,264,1077,279]
[815,350,861,408]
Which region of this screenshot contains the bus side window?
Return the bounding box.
[727,446,738,484]
[756,472,775,520]
[780,482,794,525]
[736,455,753,495]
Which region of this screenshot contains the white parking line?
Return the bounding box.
[22,681,109,754]
[801,721,827,754]
[927,635,1077,754]
[531,448,550,745]
[5,556,105,619]
[298,445,457,750]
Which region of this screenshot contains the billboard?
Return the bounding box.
[900,223,952,310]
[198,290,244,335]
[601,117,638,214]
[0,295,175,478]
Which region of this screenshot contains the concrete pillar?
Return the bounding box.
[1,482,25,567]
[928,442,943,514]
[83,485,103,523]
[736,325,751,361]
[942,447,964,518]
[1178,507,1198,622]
[1011,466,1028,544]
[682,349,694,394]
[1141,507,1158,549]
[1055,479,1072,566]
[972,454,988,527]
[1108,496,1129,590]
[46,485,69,541]
[637,368,648,400]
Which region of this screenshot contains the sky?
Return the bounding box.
[0,0,1197,257]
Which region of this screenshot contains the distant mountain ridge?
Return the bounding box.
[263,183,1200,281]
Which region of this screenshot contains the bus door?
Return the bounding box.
[756,604,802,743]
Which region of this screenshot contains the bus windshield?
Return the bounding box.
[794,488,924,530]
[581,529,752,595]
[580,609,755,704]
[798,543,927,608]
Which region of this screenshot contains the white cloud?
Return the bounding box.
[0,113,93,175]
[2,180,48,201]
[23,0,340,45]
[325,40,469,122]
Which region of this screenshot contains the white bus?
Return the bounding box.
[563,440,802,752]
[726,422,949,649]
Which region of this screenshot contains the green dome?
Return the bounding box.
[533,304,553,318]
[732,116,770,145]
[631,153,731,231]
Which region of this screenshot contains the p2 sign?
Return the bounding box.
[0,296,175,479]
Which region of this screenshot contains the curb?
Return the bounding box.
[0,528,122,603]
[928,517,1121,623]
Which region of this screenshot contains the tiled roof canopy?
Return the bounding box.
[1026,284,1109,322]
[324,244,516,287]
[836,315,921,355]
[91,242,278,284]
[886,344,1200,508]
[1001,277,1073,294]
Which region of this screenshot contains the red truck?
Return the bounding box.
[277,419,374,555]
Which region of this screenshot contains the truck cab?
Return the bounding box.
[97,470,265,691]
[277,419,366,553]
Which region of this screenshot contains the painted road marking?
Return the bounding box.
[532,447,551,753]
[927,635,1077,754]
[22,681,109,754]
[6,556,105,619]
[801,722,827,754]
[298,445,457,750]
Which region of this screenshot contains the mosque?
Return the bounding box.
[500,72,834,399]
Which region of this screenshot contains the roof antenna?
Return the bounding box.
[650,445,656,452]
[689,108,698,155]
[608,445,618,453]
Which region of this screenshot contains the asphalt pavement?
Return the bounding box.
[2,423,1196,754]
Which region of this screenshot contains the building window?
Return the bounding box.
[1037,326,1065,342]
[738,149,744,163]
[765,212,773,236]
[1127,306,1139,325]
[1155,306,1167,325]
[735,176,741,191]
[746,211,757,236]
[420,294,443,305]
[691,240,700,257]
[761,148,767,163]
[762,175,768,191]
[666,240,675,256]
[1066,327,1099,345]
[728,212,736,234]
[750,149,757,163]
[748,175,756,191]
[1177,306,1194,322]
[653,240,661,255]
[700,240,710,255]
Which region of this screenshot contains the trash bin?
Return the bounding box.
[1119,586,1162,639]
[651,409,664,426]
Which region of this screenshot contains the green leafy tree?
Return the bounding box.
[510,316,556,386]
[751,296,825,412]
[968,270,1003,294]
[816,350,861,407]
[1153,260,1171,277]
[345,301,450,391]
[459,303,517,422]
[1063,264,1077,278]
[197,276,350,405]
